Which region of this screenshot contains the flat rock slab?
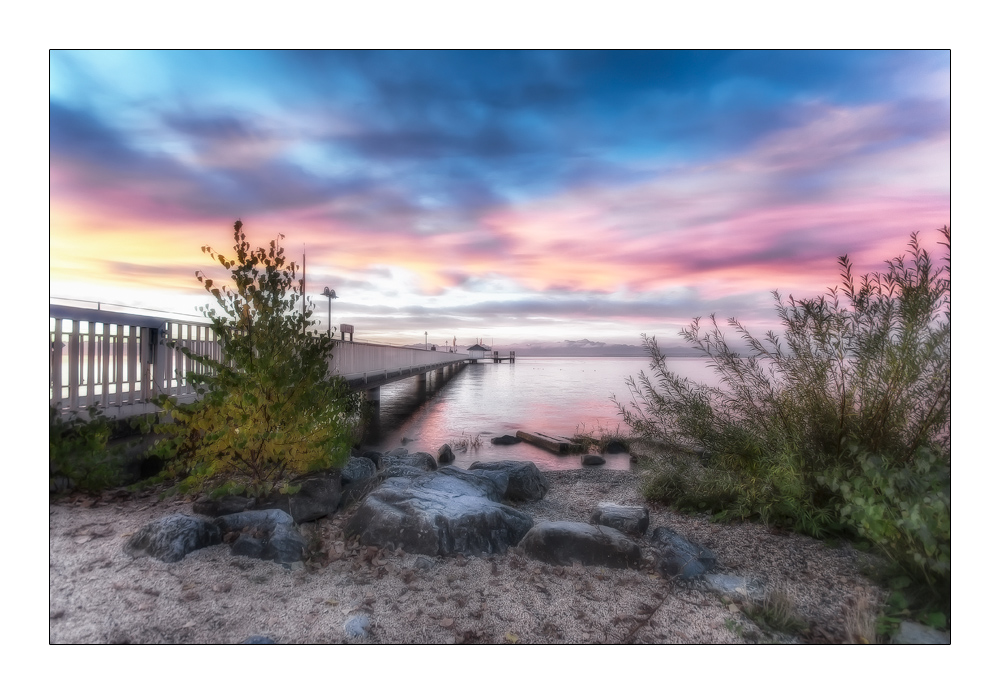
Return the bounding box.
[125,514,221,563]
[216,509,307,566]
[892,621,950,645]
[590,503,649,537]
[344,468,534,557]
[701,573,767,602]
[518,521,642,569]
[468,460,548,501]
[650,526,717,579]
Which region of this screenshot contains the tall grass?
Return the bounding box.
[617,228,950,602]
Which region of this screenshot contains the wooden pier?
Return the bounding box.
[515,430,583,454]
[491,350,515,363]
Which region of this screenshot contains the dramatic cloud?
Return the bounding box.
[50,50,950,347]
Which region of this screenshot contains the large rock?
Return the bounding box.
[344,468,533,556]
[590,503,649,537]
[125,514,221,563]
[341,456,377,485]
[468,460,548,501]
[491,435,521,446]
[256,469,343,523]
[518,521,642,569]
[216,509,307,566]
[581,454,606,466]
[650,526,717,579]
[437,444,455,465]
[381,451,437,472]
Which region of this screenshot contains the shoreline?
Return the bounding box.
[49,468,884,644]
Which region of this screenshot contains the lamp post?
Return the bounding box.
[322,287,337,338]
[425,331,428,350]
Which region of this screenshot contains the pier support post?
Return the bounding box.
[365,386,381,403]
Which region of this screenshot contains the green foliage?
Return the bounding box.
[619,228,950,601]
[743,588,808,636]
[151,220,362,498]
[50,405,122,494]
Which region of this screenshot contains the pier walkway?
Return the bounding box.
[50,305,471,420]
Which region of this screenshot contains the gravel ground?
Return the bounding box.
[49,468,884,645]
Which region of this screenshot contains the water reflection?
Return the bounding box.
[362,357,714,472]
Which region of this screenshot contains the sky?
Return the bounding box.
[49,49,950,351]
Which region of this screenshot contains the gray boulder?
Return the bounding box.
[590,503,649,537]
[465,468,510,499]
[650,526,717,579]
[518,521,642,569]
[344,468,533,556]
[381,451,437,472]
[216,509,307,566]
[387,447,409,457]
[438,444,456,464]
[125,514,222,563]
[256,469,343,523]
[358,450,383,468]
[344,614,371,639]
[242,635,277,644]
[468,460,548,501]
[342,456,377,485]
[581,454,606,466]
[491,435,521,446]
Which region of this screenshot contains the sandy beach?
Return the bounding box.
[49,468,884,645]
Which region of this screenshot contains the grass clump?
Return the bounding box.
[617,227,950,609]
[50,404,123,494]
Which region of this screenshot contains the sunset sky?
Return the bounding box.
[49,50,950,350]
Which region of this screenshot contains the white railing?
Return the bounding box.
[50,309,217,418]
[51,305,470,418]
[329,341,468,382]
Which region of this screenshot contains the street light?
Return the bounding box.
[322,287,337,338]
[425,331,428,350]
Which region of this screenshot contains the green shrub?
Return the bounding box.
[50,405,122,494]
[618,227,950,597]
[151,220,363,498]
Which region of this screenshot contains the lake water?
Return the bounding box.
[364,356,715,471]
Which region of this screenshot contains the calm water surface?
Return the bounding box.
[365,356,715,471]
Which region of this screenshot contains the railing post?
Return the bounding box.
[68,320,80,412]
[101,322,111,409]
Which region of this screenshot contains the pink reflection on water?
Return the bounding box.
[368,357,716,472]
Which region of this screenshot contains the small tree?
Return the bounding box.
[154,220,361,498]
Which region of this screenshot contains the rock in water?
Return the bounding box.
[491,435,521,446]
[344,468,533,556]
[518,521,642,569]
[437,444,456,464]
[125,514,222,563]
[468,460,548,501]
[650,526,717,579]
[590,503,649,537]
[581,454,606,466]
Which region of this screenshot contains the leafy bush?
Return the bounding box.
[50,405,122,494]
[618,227,950,597]
[152,220,363,498]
